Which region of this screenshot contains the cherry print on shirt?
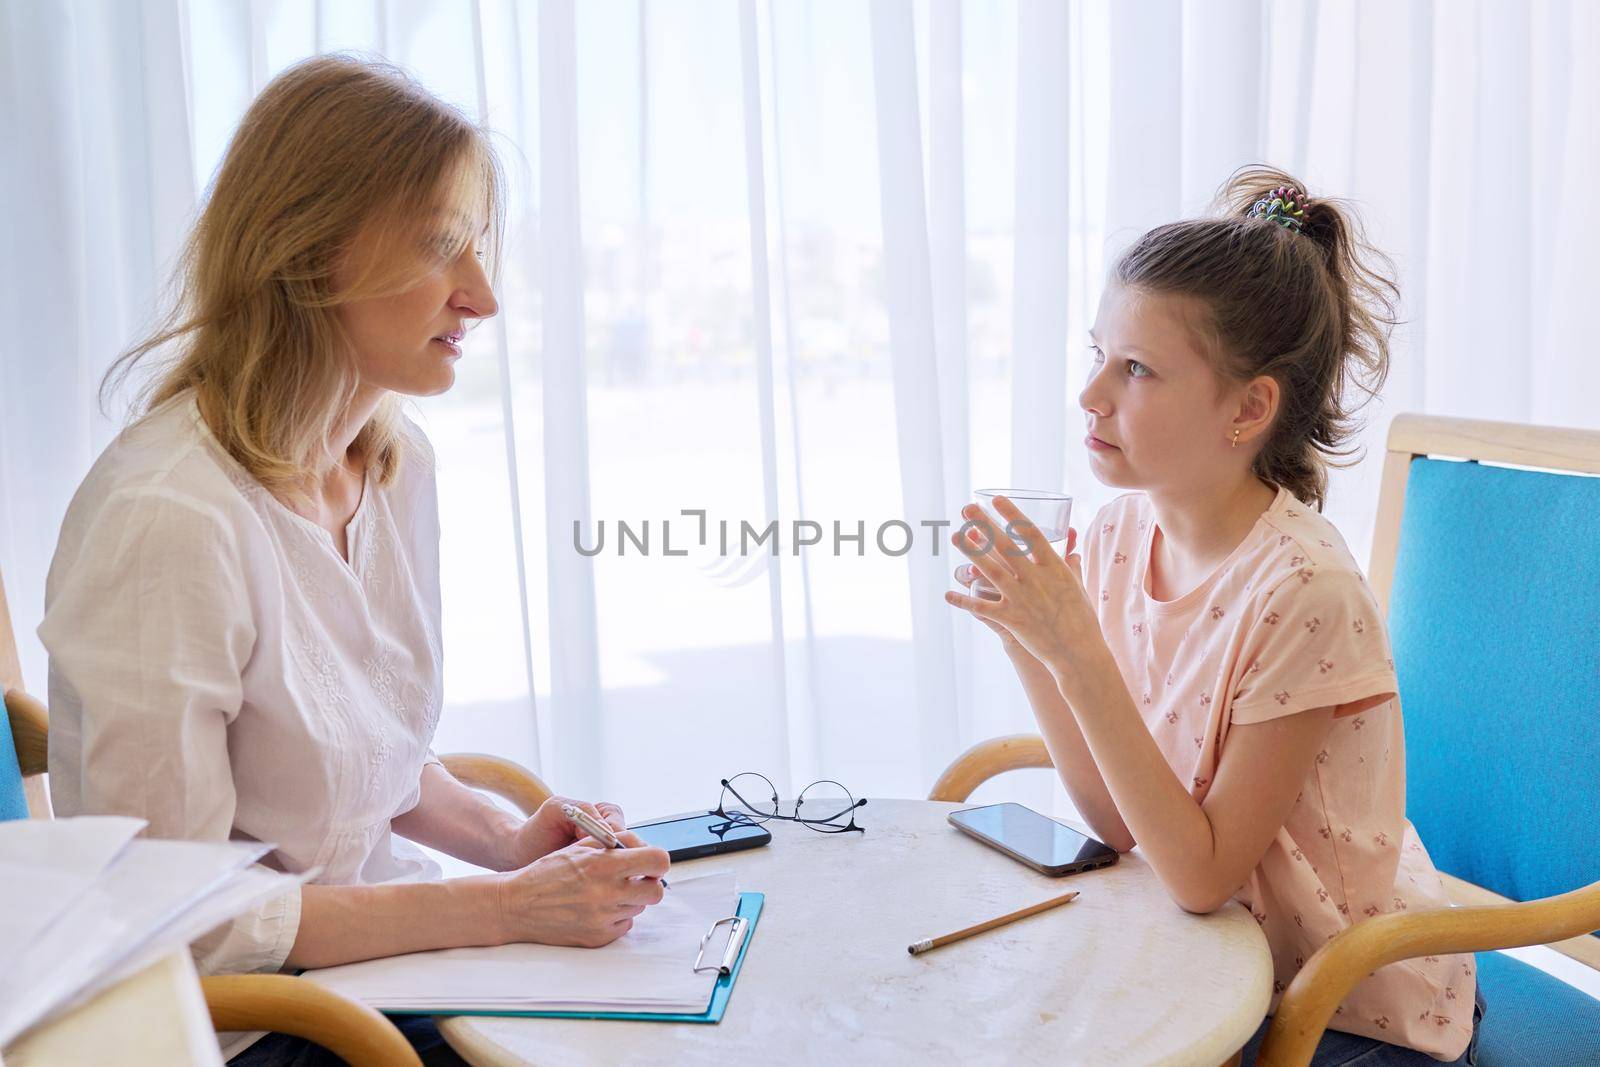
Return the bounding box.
[1199,692,1212,707]
[1337,902,1350,916]
[1318,658,1335,673]
[1392,897,1407,910]
[1137,519,1147,531]
[1374,831,1389,846]
[1252,910,1267,926]
[1113,551,1128,564]
[1297,568,1315,584]
[1249,659,1262,674]
[1374,1016,1390,1030]
[1165,710,1178,724]
[1165,671,1176,686]
[1340,827,1353,843]
[1265,611,1281,625]
[1193,736,1203,750]
[1192,775,1209,789]
[1315,749,1330,764]
[1101,589,1110,602]
[1274,980,1285,995]
[1285,508,1300,518]
[1291,847,1304,861]
[1318,539,1332,548]
[1305,616,1322,634]
[1278,534,1292,546]
[1102,522,1115,534]
[1353,716,1366,730]
[1132,622,1144,636]
[1290,555,1305,566]
[1274,690,1292,705]
[1209,605,1225,620]
[1142,691,1152,706]
[1316,887,1329,903]
[1353,619,1365,634]
[1364,905,1381,917]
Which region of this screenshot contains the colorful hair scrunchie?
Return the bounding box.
[1247,185,1309,234]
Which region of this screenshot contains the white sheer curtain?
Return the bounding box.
[3,0,1597,825]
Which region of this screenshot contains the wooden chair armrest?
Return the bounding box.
[3,687,49,776]
[200,974,421,1067]
[928,734,1053,802]
[1257,879,1600,1067]
[438,753,552,816]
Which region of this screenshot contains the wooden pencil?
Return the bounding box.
[907,889,1081,955]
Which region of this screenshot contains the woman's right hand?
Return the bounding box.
[493,833,671,948]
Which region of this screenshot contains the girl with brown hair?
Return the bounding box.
[40,55,668,1065]
[947,168,1484,1065]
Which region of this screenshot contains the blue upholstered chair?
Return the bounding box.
[1256,414,1600,1066]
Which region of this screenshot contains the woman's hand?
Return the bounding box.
[945,496,1107,690]
[502,795,629,871]
[494,837,671,948]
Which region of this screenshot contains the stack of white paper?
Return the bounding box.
[300,870,741,1014]
[0,816,308,1048]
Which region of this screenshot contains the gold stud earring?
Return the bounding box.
[1231,429,1241,448]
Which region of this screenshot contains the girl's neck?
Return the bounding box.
[1146,475,1278,578]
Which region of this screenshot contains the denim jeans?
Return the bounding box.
[1238,986,1486,1067]
[225,1014,469,1067]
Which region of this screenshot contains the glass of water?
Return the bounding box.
[965,488,1073,598]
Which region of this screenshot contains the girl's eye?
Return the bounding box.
[1089,345,1104,363]
[1127,360,1151,379]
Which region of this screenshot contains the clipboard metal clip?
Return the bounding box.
[692,915,749,977]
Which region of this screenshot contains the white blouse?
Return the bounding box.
[41,390,447,998]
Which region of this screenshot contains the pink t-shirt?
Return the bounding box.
[1083,487,1475,1060]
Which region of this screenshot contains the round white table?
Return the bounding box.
[440,799,1273,1067]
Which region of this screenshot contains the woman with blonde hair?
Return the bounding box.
[40,54,668,1065]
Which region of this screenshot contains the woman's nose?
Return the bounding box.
[454,262,499,320]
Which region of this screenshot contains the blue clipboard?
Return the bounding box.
[382,891,764,1025]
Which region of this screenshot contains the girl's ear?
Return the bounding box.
[1234,374,1280,444]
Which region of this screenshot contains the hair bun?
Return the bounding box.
[1246,185,1309,234]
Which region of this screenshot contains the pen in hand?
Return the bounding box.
[561,803,670,889]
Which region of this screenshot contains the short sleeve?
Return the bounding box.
[1228,566,1397,725]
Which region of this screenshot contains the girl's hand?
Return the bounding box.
[945,496,1104,688]
[503,796,629,871]
[954,526,1079,663]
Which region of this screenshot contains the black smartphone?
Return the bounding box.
[628,812,772,861]
[948,802,1120,876]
